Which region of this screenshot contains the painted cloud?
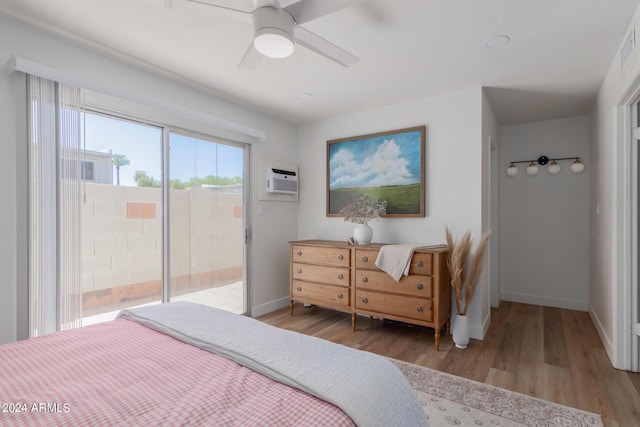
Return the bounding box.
[329,139,417,189]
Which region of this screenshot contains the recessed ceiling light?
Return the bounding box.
[483,35,510,49]
[296,92,314,100]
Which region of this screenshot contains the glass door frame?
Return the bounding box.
[82,105,251,317]
[162,128,250,315]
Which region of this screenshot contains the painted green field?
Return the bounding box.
[329,183,422,215]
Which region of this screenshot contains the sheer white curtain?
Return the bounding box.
[28,75,83,337]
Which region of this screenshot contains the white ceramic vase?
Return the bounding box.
[353,223,373,245]
[452,314,469,349]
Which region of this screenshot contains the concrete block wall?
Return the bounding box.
[82,183,243,308]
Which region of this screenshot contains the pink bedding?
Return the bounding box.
[0,319,355,426]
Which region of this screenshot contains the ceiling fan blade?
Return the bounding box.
[283,0,370,25]
[186,0,254,13]
[238,43,263,69]
[294,26,359,67]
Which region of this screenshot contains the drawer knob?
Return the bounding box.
[362,256,368,262]
[417,260,424,267]
[338,254,344,260]
[362,277,368,283]
[416,306,423,313]
[416,283,423,290]
[296,286,302,292]
[297,250,302,256]
[297,268,302,274]
[362,297,369,304]
[337,293,344,300]
[338,274,344,280]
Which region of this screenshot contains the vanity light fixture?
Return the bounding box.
[506,155,585,176]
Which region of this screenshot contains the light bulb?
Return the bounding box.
[547,160,560,175]
[570,158,585,173]
[506,163,518,176]
[526,161,539,176]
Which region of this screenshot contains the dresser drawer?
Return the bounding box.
[292,245,350,267]
[355,270,432,298]
[356,290,433,322]
[292,262,350,286]
[355,249,381,271]
[355,248,433,275]
[292,280,349,307]
[407,253,433,276]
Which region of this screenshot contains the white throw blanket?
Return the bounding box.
[375,244,448,281]
[375,244,425,281]
[117,302,428,427]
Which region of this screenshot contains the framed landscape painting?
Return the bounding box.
[327,125,425,217]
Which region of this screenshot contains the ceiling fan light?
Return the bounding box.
[254,29,294,58]
[253,6,295,59]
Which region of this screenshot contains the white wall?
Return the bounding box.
[499,116,590,310]
[296,87,490,339]
[590,3,640,369]
[0,14,298,344]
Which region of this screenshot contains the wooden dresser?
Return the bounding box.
[289,240,451,350]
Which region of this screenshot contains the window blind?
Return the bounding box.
[28,75,82,337]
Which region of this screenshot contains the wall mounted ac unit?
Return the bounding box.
[266,167,298,194]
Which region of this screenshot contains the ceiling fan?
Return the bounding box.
[186,0,367,68]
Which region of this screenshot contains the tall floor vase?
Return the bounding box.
[452,314,469,349]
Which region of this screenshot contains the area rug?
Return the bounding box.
[392,360,603,426]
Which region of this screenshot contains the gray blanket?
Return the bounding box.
[117,302,428,427]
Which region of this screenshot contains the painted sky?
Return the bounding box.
[329,129,422,189]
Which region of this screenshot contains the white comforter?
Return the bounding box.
[117,302,428,427]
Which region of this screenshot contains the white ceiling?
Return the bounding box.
[1,0,639,125]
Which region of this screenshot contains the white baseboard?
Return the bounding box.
[468,322,483,341]
[465,310,491,341]
[588,304,619,368]
[501,292,588,312]
[481,310,491,338]
[250,296,290,318]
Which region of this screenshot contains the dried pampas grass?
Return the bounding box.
[446,227,491,315]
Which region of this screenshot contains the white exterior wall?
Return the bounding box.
[81,185,242,293]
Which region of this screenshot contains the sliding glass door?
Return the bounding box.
[168,132,245,314]
[81,115,248,322]
[29,78,249,333]
[81,113,163,325]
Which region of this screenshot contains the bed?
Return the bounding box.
[0,302,428,426]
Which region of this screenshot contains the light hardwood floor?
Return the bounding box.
[258,301,640,426]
